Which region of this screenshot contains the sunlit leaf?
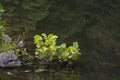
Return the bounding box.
[34,33,81,62]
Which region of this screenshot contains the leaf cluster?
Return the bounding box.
[34,33,81,62]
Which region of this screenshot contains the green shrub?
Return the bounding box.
[0,41,16,53]
[0,4,16,53]
[34,33,81,62]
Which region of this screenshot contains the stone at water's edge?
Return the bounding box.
[0,50,22,67]
[3,34,12,43]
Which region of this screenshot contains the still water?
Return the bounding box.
[1,0,120,79]
[0,66,120,80]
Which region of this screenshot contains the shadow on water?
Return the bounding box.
[0,65,120,80]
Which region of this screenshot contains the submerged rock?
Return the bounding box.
[0,50,22,68]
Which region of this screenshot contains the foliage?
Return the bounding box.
[0,3,4,18]
[56,42,80,61]
[0,4,16,53]
[1,0,120,66]
[0,0,50,33]
[34,33,58,61]
[34,33,81,62]
[0,3,4,42]
[0,41,16,53]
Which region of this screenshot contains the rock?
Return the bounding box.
[3,34,12,43]
[3,34,25,49]
[0,50,22,67]
[17,40,25,49]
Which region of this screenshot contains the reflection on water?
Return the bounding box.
[0,67,120,80]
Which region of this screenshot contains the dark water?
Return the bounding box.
[0,66,120,80]
[1,0,120,80]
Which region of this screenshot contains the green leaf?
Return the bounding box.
[73,41,79,49]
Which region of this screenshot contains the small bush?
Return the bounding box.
[34,33,81,63]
